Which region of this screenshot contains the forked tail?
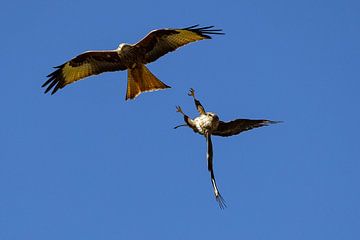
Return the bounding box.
[126,64,171,100]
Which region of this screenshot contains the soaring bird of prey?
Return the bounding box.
[42,25,224,100]
[175,89,280,208]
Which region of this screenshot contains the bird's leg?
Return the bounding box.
[176,106,185,116]
[188,88,196,98]
[175,106,197,131]
[187,88,206,115]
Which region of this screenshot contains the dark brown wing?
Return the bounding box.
[42,51,128,95]
[213,119,281,137]
[135,25,224,64]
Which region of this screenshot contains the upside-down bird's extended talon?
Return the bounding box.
[188,88,195,97]
[176,106,184,114]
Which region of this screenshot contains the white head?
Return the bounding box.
[206,112,219,121]
[117,43,130,50]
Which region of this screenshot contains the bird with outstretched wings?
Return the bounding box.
[175,88,281,208]
[42,25,224,100]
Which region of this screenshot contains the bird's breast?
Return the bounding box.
[194,114,219,135]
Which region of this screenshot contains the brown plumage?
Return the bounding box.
[175,88,280,208]
[42,25,224,100]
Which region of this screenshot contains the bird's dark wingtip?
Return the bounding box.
[183,24,200,30]
[41,79,51,88]
[268,120,283,125]
[51,84,61,95]
[44,88,50,94]
[183,25,225,38]
[42,67,64,95]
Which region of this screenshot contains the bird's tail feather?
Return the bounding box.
[207,134,226,209]
[126,64,170,100]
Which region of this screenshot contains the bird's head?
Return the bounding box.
[207,112,219,121]
[117,43,130,51]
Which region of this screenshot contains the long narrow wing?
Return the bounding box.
[206,133,226,209]
[135,25,224,64]
[42,51,128,95]
[212,119,281,137]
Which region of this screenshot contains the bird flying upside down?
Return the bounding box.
[175,88,281,208]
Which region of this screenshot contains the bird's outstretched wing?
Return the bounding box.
[135,25,224,64]
[206,133,226,209]
[212,119,281,137]
[42,51,127,95]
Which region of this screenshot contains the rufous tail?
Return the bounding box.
[126,64,171,100]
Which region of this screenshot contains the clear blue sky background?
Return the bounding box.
[1,0,359,239]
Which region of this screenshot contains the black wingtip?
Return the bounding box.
[182,25,225,38]
[184,24,200,29]
[267,120,283,125]
[44,87,50,94]
[42,66,63,95]
[41,78,52,88]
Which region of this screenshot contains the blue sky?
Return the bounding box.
[1,0,359,239]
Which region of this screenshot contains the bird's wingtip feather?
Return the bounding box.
[268,120,283,124]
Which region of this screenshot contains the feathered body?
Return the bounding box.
[192,113,219,135]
